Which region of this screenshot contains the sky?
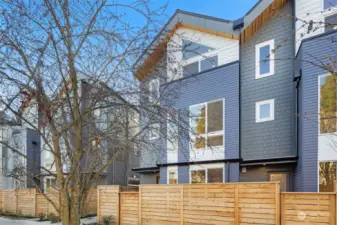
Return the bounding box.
[155,0,259,21]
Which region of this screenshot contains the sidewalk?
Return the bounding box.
[0,216,97,225]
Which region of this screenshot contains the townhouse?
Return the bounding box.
[133,0,337,192]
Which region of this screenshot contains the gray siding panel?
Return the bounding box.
[241,2,296,161]
[165,62,240,162]
[296,31,337,192]
[228,163,240,182]
[160,167,167,184]
[178,165,189,184]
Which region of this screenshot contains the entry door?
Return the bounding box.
[268,172,289,192]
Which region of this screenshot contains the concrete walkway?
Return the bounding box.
[0,216,97,225]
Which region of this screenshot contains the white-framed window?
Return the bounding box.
[149,123,160,140]
[319,161,336,192]
[189,99,224,150]
[255,99,275,123]
[183,55,218,76]
[167,166,178,184]
[325,13,337,32]
[319,74,337,134]
[148,79,160,103]
[189,164,224,184]
[255,39,275,79]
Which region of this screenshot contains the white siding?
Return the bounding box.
[167,27,239,81]
[295,0,337,52]
[318,134,337,161]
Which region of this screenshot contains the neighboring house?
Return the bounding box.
[0,110,40,189]
[133,0,337,192]
[38,79,139,189]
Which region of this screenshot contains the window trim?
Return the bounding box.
[189,99,225,151]
[255,39,275,79]
[255,99,275,123]
[149,123,160,141]
[189,163,224,184]
[182,54,219,76]
[318,160,337,192]
[167,166,178,184]
[322,0,337,11]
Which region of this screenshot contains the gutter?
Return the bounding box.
[157,158,241,167]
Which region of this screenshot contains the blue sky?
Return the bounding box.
[155,0,258,21]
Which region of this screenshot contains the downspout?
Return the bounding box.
[294,74,301,158]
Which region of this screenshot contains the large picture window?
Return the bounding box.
[319,75,337,134]
[190,165,224,184]
[319,161,336,192]
[190,100,224,150]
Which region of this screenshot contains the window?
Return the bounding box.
[183,56,218,76]
[319,161,336,192]
[256,99,275,123]
[256,39,275,79]
[148,79,160,103]
[325,14,337,32]
[182,40,214,60]
[190,100,224,150]
[167,167,178,184]
[190,165,224,184]
[149,123,160,140]
[319,75,337,134]
[324,0,337,10]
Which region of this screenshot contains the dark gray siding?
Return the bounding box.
[241,2,296,160]
[227,162,240,182]
[159,167,167,184]
[295,31,337,192]
[25,128,41,188]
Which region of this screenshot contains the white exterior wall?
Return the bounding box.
[167,27,239,81]
[295,0,337,52]
[318,134,337,161]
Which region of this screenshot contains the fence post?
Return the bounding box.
[329,194,336,225]
[180,185,184,225]
[281,193,285,225]
[275,183,280,225]
[138,185,142,225]
[97,187,100,224]
[117,186,120,225]
[234,184,239,225]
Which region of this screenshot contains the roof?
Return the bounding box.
[134,0,290,80]
[134,9,240,81]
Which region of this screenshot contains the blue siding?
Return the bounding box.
[229,163,240,182]
[178,165,190,184]
[159,167,167,184]
[296,31,337,192]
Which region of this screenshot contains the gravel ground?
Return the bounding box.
[0,216,97,225]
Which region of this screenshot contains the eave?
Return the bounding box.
[241,0,289,45]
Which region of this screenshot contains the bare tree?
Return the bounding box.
[0,1,195,224]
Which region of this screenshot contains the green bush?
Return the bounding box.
[102,216,114,225]
[38,212,46,221]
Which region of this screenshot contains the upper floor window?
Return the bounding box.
[255,39,275,79]
[325,14,337,32]
[182,40,215,60]
[148,79,159,103]
[319,75,337,134]
[256,99,275,123]
[190,99,224,150]
[183,56,218,77]
[324,0,337,10]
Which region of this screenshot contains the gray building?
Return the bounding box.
[133,0,337,192]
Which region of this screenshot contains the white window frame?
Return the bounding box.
[148,78,160,103]
[189,163,224,184]
[255,39,275,79]
[182,50,220,75]
[189,99,225,151]
[149,123,160,140]
[167,166,178,184]
[255,99,275,123]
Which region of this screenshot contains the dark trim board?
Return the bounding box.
[132,166,160,173]
[157,158,241,167]
[240,156,298,167]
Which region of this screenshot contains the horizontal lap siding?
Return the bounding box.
[120,192,139,225]
[281,193,336,225]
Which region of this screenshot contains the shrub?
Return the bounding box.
[38,212,46,221]
[102,216,114,225]
[47,212,59,223]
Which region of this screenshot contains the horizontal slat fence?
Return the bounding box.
[0,188,97,218]
[281,193,336,225]
[98,182,281,225]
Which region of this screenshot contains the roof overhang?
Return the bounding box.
[134,10,240,81]
[241,0,289,44]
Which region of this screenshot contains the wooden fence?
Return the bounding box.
[281,192,336,225]
[0,188,97,217]
[98,182,281,225]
